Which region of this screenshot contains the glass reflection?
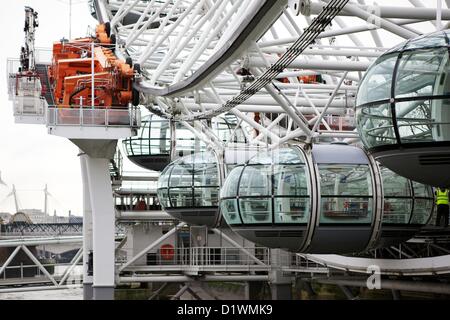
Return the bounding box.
[124,113,247,159]
[356,31,450,147]
[157,151,219,209]
[381,167,412,224]
[220,148,311,225]
[319,164,373,224]
[356,54,397,106]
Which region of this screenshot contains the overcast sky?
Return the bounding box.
[0,1,98,216]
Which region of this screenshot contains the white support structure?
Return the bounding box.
[21,245,58,286]
[84,155,116,300]
[0,242,80,290]
[212,228,267,267]
[0,246,21,277]
[58,248,83,286]
[91,0,450,147]
[119,222,185,272]
[6,0,450,300]
[80,153,94,299]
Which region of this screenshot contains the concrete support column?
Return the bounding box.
[269,249,292,300]
[245,281,264,300]
[80,153,93,300]
[270,281,292,300]
[85,156,115,300]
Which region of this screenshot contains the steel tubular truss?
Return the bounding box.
[0,239,83,293]
[0,223,128,237]
[0,223,83,236]
[178,0,350,122]
[94,0,450,147]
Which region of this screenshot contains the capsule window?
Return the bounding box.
[220,147,311,226]
[381,167,413,224]
[157,151,220,210]
[410,181,434,225]
[318,164,373,224]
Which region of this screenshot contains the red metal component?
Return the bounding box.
[160,244,175,260]
[48,23,134,109]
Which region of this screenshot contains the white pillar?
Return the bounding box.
[85,156,115,300]
[80,153,93,300]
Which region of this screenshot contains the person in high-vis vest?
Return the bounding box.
[435,187,449,227]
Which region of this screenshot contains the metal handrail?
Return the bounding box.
[47,105,141,128]
[121,246,271,268]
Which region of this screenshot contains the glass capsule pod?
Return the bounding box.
[220,144,434,254]
[156,147,260,227]
[356,30,450,187]
[122,113,247,171]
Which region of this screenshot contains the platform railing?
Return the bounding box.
[119,246,333,274]
[288,254,328,271]
[123,247,271,268]
[47,105,141,128]
[13,97,46,117]
[6,58,20,88]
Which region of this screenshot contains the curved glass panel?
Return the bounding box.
[396,98,450,143]
[412,181,434,198]
[157,151,219,209]
[273,165,308,196]
[169,163,192,187]
[395,99,433,143]
[381,167,412,224]
[239,165,271,197]
[193,162,219,186]
[194,187,219,206]
[122,115,171,157]
[411,198,434,224]
[410,181,434,224]
[274,197,309,224]
[356,103,397,148]
[220,199,241,224]
[249,148,305,165]
[273,164,309,223]
[395,48,449,98]
[157,165,172,207]
[157,188,170,207]
[319,164,373,224]
[124,113,246,159]
[239,198,272,224]
[356,31,450,149]
[220,166,244,198]
[170,188,194,207]
[405,32,447,50]
[220,147,311,226]
[356,53,398,106]
[157,165,172,189]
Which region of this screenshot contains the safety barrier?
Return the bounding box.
[47,106,141,128]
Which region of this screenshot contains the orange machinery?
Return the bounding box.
[48,23,137,109]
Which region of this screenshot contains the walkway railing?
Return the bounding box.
[119,246,331,273]
[47,106,141,128]
[120,247,271,272]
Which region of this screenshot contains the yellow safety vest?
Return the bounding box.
[436,189,449,205]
